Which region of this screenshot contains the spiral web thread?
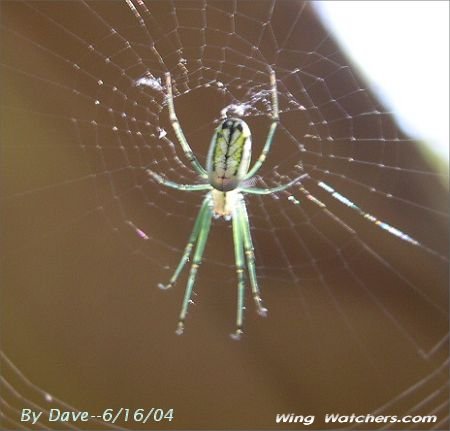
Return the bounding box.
[1,1,448,429]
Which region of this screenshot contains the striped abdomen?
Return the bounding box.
[206,118,252,191]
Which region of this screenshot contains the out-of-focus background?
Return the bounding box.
[1,1,448,430]
[315,1,449,165]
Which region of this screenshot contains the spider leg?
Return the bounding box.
[159,196,211,291]
[241,173,308,195]
[238,197,268,317]
[231,201,246,340]
[148,169,212,192]
[176,197,213,335]
[245,70,279,179]
[165,72,208,179]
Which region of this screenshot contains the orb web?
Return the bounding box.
[1,1,448,429]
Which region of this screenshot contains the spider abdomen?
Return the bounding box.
[206,118,252,191]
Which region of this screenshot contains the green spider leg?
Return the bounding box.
[230,194,272,340]
[237,198,268,317]
[245,70,279,180]
[175,197,213,335]
[148,169,212,192]
[165,72,208,179]
[231,203,246,340]
[241,173,308,195]
[158,197,212,291]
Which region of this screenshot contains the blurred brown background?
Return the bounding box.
[1,1,448,430]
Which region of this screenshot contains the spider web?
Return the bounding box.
[1,1,448,430]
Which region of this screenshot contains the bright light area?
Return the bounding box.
[314,1,449,164]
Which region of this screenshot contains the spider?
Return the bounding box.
[148,70,306,339]
[148,70,422,339]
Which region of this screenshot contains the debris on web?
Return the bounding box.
[135,74,164,92]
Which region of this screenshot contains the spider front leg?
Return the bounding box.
[229,194,268,340]
[176,197,213,335]
[231,201,246,340]
[238,198,268,317]
[158,197,211,291]
[165,72,208,179]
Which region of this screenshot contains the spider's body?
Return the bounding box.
[149,70,428,338]
[207,118,252,193]
[149,70,304,338]
[210,189,239,219]
[207,118,251,218]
